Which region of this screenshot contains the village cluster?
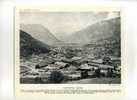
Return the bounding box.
[20,46,121,84]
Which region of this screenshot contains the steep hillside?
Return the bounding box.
[64,17,120,44]
[20,24,61,45]
[20,30,50,57]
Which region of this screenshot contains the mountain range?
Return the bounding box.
[20,24,61,45]
[20,30,50,57]
[63,17,120,45]
[20,17,121,57]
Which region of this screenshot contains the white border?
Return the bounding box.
[0,1,137,100]
[15,6,124,100]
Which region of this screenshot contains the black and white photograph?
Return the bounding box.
[20,11,121,84]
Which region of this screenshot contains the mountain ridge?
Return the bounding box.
[63,17,120,44]
[20,30,50,57]
[20,24,61,45]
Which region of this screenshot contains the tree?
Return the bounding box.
[48,71,64,83]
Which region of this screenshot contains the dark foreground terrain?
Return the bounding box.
[21,77,120,84]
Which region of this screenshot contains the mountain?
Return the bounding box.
[20,24,61,45]
[20,30,50,57]
[63,17,120,44]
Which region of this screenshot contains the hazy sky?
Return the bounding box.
[20,11,120,38]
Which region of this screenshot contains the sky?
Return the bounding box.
[20,11,120,38]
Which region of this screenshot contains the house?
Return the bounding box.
[55,62,70,69]
[35,58,55,69]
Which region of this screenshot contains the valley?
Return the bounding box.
[20,17,121,84]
